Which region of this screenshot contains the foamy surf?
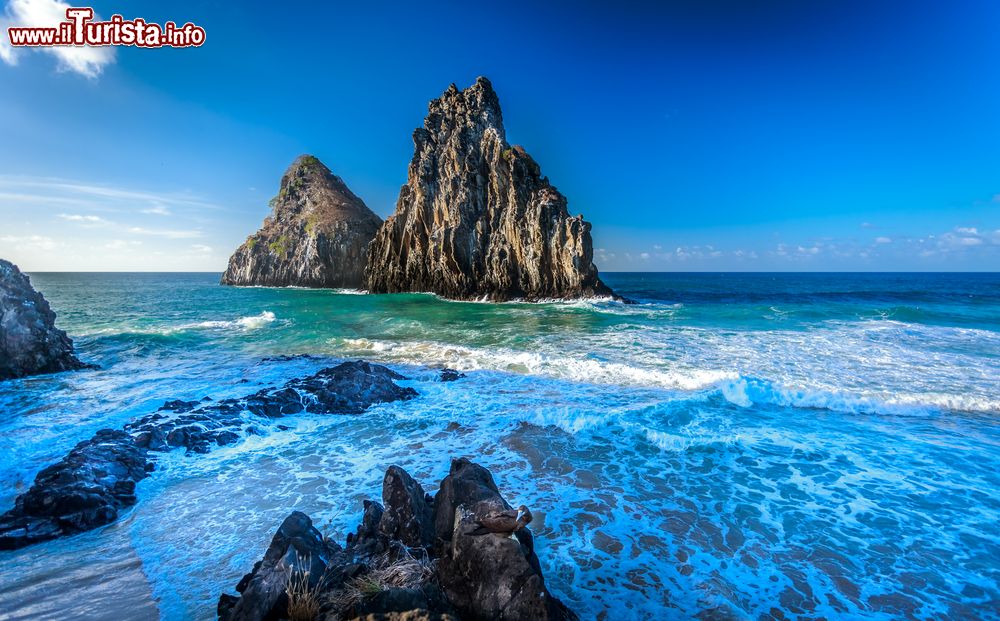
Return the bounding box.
[333,337,736,391]
[193,311,276,330]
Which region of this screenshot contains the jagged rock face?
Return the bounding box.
[365,77,614,301]
[378,465,434,547]
[0,259,87,380]
[222,155,383,288]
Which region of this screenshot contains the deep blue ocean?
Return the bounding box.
[0,272,997,620]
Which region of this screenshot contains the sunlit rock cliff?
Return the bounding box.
[365,77,615,301]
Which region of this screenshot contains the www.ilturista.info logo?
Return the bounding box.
[7,7,205,48]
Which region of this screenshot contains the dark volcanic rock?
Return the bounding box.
[285,360,417,415]
[378,466,434,547]
[0,361,418,550]
[434,458,577,620]
[431,457,504,543]
[365,77,615,302]
[352,613,458,621]
[224,511,346,621]
[127,361,417,454]
[220,460,576,621]
[0,429,152,550]
[222,155,383,288]
[437,369,465,383]
[0,258,88,380]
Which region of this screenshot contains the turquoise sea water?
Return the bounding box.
[0,272,998,620]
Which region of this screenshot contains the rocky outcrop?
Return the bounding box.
[0,258,88,380]
[364,77,614,301]
[377,466,434,548]
[222,156,383,288]
[435,458,574,621]
[219,459,577,621]
[0,429,152,550]
[0,361,417,550]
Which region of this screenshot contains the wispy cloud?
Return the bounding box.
[0,234,60,251]
[0,0,115,78]
[58,213,107,224]
[0,176,223,211]
[127,226,203,239]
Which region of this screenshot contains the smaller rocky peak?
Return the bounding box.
[220,155,382,289]
[269,154,373,233]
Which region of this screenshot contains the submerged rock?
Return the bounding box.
[437,369,465,383]
[219,459,576,621]
[0,258,88,381]
[222,155,383,288]
[365,77,615,302]
[127,361,417,454]
[0,429,152,550]
[0,361,417,550]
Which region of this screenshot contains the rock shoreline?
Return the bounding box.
[0,258,90,381]
[0,361,418,550]
[219,458,577,621]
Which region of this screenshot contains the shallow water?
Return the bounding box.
[0,272,998,620]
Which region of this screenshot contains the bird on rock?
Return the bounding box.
[470,505,533,536]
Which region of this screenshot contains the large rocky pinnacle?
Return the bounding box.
[365,77,616,302]
[221,155,383,288]
[0,258,88,381]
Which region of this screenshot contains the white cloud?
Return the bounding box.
[104,239,141,249]
[58,213,105,223]
[141,205,172,216]
[1,0,115,78]
[875,236,892,244]
[955,227,979,235]
[128,226,203,239]
[0,234,59,251]
[191,244,213,253]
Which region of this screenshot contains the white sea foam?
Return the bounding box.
[334,337,736,391]
[194,311,276,330]
[716,376,1000,415]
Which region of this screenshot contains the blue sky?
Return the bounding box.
[1,0,998,271]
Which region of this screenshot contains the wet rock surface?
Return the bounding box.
[126,361,418,454]
[437,369,465,383]
[222,155,383,288]
[0,429,152,550]
[0,258,88,380]
[365,77,615,302]
[0,361,417,550]
[219,458,577,621]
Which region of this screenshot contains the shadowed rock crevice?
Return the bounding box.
[0,361,417,550]
[365,77,615,302]
[1,258,89,380]
[222,156,383,288]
